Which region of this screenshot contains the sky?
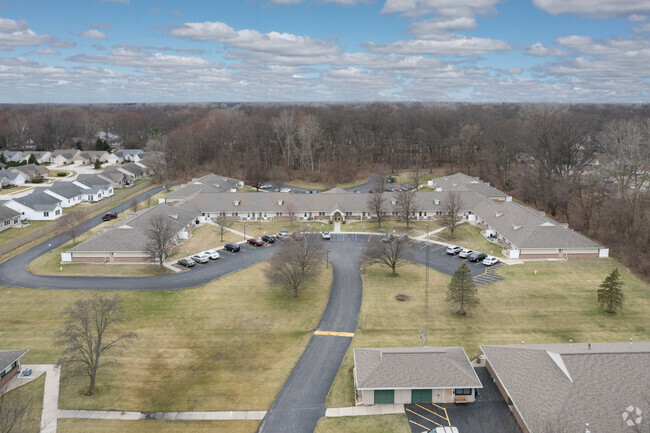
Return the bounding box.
[0,0,649,103]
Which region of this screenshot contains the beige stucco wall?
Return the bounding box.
[394,389,411,404]
[361,389,374,405]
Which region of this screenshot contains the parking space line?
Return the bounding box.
[408,420,430,430]
[415,404,450,424]
[430,402,446,411]
[405,408,442,428]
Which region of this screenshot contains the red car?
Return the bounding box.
[247,237,264,246]
[101,212,118,221]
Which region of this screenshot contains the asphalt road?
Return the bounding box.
[258,240,364,433]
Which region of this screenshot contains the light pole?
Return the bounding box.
[424,223,429,346]
[244,223,246,239]
[326,250,331,268]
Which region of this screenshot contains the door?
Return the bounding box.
[374,390,394,404]
[411,389,432,403]
[333,211,342,222]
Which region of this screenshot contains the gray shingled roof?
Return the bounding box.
[482,342,650,433]
[13,190,61,211]
[68,202,199,253]
[0,205,21,220]
[0,170,22,181]
[354,347,482,390]
[45,182,85,199]
[76,174,111,189]
[121,163,145,176]
[114,149,143,157]
[433,173,508,198]
[0,349,28,370]
[51,149,79,160]
[472,199,601,249]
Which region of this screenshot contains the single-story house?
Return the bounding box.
[10,164,49,181]
[354,347,482,405]
[118,162,146,179]
[43,182,86,208]
[0,349,28,389]
[0,150,23,163]
[51,149,80,165]
[0,162,5,169]
[24,151,52,164]
[0,169,28,186]
[114,149,144,163]
[98,168,133,188]
[165,173,244,203]
[74,175,114,202]
[481,342,650,433]
[63,201,199,263]
[75,151,110,164]
[5,190,63,220]
[472,199,608,259]
[0,205,21,232]
[104,152,120,165]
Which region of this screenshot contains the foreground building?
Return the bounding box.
[0,350,28,388]
[482,342,650,433]
[354,347,482,405]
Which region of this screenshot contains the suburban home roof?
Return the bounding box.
[354,347,482,390]
[114,149,143,157]
[433,173,508,198]
[68,202,199,253]
[0,205,21,220]
[51,149,79,160]
[44,181,85,199]
[0,349,28,371]
[0,170,23,181]
[13,190,61,211]
[166,174,243,200]
[75,174,112,189]
[481,342,650,433]
[472,199,601,249]
[121,163,146,175]
[322,187,351,194]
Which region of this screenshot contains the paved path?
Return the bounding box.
[258,240,364,433]
[58,409,267,421]
[41,365,60,433]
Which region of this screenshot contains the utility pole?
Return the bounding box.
[424,223,429,346]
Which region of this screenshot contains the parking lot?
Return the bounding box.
[173,241,274,270]
[404,367,521,433]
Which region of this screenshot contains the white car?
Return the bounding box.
[191,253,210,264]
[203,250,221,260]
[321,231,331,239]
[483,256,500,266]
[276,232,290,240]
[458,248,474,258]
[446,245,462,255]
[280,187,291,193]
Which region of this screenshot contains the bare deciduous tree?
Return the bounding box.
[0,384,31,433]
[366,187,386,229]
[297,114,322,173]
[441,191,464,237]
[266,234,324,297]
[395,189,419,228]
[55,294,137,396]
[144,214,176,267]
[364,237,408,276]
[214,212,233,242]
[56,209,87,245]
[130,197,139,213]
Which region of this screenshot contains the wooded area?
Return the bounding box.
[0,102,648,279]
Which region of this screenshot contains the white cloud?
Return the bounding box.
[170,21,341,60]
[100,0,129,4]
[320,0,371,5]
[50,39,76,48]
[532,0,650,17]
[407,16,477,39]
[364,35,513,56]
[632,23,650,33]
[80,30,107,39]
[627,14,646,22]
[0,17,52,50]
[67,45,216,69]
[381,0,500,18]
[34,48,60,55]
[521,42,568,57]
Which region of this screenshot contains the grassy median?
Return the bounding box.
[0,262,332,412]
[326,259,650,407]
[314,414,410,433]
[58,420,260,433]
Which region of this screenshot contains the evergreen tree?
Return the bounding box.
[445,262,479,315]
[598,268,624,314]
[95,138,110,151]
[28,153,36,164]
[0,152,6,164]
[94,158,102,169]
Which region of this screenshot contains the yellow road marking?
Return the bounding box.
[314,330,354,337]
[408,420,430,430]
[415,404,450,423]
[406,408,442,427]
[430,245,446,252]
[431,402,446,411]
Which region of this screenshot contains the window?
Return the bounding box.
[455,388,472,395]
[345,212,352,216]
[276,212,283,217]
[231,212,238,217]
[44,211,49,217]
[55,209,61,215]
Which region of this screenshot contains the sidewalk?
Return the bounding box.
[58,409,267,421]
[325,404,404,417]
[41,365,60,433]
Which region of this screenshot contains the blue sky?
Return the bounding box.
[0,0,649,103]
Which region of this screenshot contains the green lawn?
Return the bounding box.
[0,263,332,412]
[0,220,54,247]
[326,260,650,407]
[1,375,45,433]
[395,170,444,185]
[314,414,410,433]
[435,223,503,256]
[58,420,259,433]
[169,224,241,260]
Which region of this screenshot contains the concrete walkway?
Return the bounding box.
[325,404,404,417]
[41,365,60,433]
[58,409,267,421]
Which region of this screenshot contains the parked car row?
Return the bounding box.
[445,245,499,266]
[177,236,277,269]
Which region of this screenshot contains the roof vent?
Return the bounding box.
[169,214,178,219]
[234,200,240,206]
[539,222,555,227]
[277,200,284,206]
[513,224,523,230]
[391,199,397,205]
[434,199,440,205]
[496,212,504,218]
